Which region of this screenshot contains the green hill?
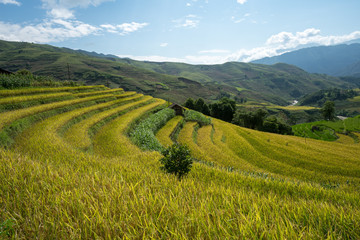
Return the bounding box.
[0,40,220,104]
[1,39,358,106]
[112,58,356,105]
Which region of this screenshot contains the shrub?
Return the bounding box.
[160,143,193,180]
[184,109,211,126]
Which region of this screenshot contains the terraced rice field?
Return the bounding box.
[0,86,359,239]
[293,116,360,142]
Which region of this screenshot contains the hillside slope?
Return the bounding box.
[114,58,355,104]
[0,40,220,104]
[0,85,359,238]
[252,43,360,76]
[1,39,358,105]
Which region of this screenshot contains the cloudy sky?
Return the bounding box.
[0,0,360,64]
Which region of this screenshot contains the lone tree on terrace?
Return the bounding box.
[160,143,193,180]
[322,101,335,121]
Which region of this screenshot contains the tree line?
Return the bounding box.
[184,97,293,135]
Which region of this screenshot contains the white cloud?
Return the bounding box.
[41,0,114,19]
[0,0,21,6]
[186,3,191,7]
[160,42,168,47]
[237,0,247,4]
[117,29,360,65]
[173,15,200,29]
[182,19,198,28]
[41,0,114,10]
[117,22,148,35]
[101,22,148,35]
[0,0,146,45]
[232,29,360,62]
[265,28,360,49]
[232,13,251,24]
[199,49,230,54]
[49,8,74,19]
[0,19,99,43]
[100,24,117,33]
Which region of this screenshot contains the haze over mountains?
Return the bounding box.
[252,42,360,77]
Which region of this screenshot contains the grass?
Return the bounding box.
[293,115,360,142]
[0,93,117,131]
[0,85,104,97]
[63,94,147,150]
[241,101,319,111]
[156,115,183,147]
[349,95,360,102]
[0,85,359,239]
[93,99,166,158]
[0,92,72,105]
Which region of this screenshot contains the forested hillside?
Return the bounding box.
[1,39,358,105]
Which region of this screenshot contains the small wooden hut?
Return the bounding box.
[169,103,185,116]
[0,68,12,75]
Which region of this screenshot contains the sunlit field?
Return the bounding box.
[0,86,359,239]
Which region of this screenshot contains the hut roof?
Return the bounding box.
[0,68,12,75]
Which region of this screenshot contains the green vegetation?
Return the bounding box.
[160,143,193,180]
[184,109,211,126]
[0,218,15,238]
[321,100,335,120]
[292,123,338,141]
[130,107,175,151]
[0,70,81,89]
[185,97,236,123]
[293,115,360,141]
[299,88,358,106]
[232,109,293,135]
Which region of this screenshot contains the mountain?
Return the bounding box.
[0,39,358,105]
[252,43,360,77]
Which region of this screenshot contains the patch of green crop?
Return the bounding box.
[130,108,175,151]
[184,109,211,126]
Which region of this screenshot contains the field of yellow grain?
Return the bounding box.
[0,86,359,239]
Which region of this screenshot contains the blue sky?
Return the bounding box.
[0,0,360,64]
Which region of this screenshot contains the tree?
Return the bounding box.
[202,103,211,116]
[184,98,195,109]
[232,109,267,130]
[221,103,235,122]
[262,116,279,133]
[253,109,267,130]
[194,98,205,112]
[261,116,293,135]
[322,101,335,121]
[160,144,193,180]
[209,97,236,122]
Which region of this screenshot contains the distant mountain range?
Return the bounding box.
[0,39,359,105]
[252,42,360,77]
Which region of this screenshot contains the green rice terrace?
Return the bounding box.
[293,116,360,142]
[0,84,360,239]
